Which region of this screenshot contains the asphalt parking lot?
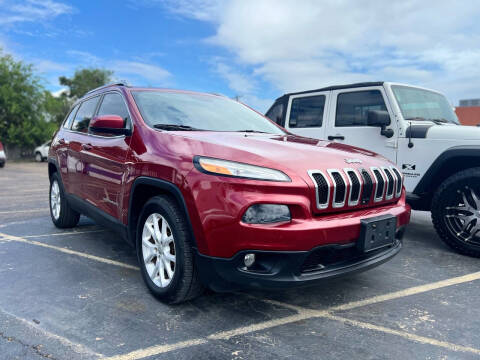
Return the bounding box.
[0,162,479,360]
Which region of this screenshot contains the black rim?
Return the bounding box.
[444,185,480,246]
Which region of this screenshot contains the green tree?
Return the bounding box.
[0,50,53,149]
[42,90,71,125]
[59,68,113,100]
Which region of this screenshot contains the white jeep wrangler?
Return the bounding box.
[266,81,480,257]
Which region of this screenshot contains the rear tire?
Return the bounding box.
[431,168,480,257]
[136,195,204,304]
[35,152,43,162]
[49,173,80,228]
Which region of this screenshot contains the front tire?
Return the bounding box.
[136,196,204,304]
[431,168,480,257]
[49,173,80,228]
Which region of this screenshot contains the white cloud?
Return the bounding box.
[0,0,74,25]
[165,0,480,104]
[111,60,171,85]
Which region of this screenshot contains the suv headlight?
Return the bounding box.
[194,156,290,182]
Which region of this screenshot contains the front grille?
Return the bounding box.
[391,167,403,197]
[330,171,346,206]
[373,168,385,201]
[346,170,361,204]
[309,166,398,211]
[383,168,395,198]
[360,169,373,204]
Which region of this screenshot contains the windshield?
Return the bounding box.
[392,85,459,124]
[131,91,285,134]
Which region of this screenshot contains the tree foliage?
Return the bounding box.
[0,50,114,152]
[0,50,55,149]
[59,68,113,100]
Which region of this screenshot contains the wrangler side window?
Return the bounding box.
[289,95,325,128]
[336,90,387,127]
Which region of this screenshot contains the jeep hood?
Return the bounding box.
[415,123,480,140]
[174,132,393,181]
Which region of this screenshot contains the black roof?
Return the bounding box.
[275,81,385,101]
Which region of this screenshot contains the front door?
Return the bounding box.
[81,92,132,221]
[325,87,397,163]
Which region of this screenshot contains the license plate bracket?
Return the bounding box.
[358,214,397,253]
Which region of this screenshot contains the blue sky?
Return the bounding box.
[1,0,480,111]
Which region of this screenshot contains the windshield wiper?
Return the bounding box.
[235,129,269,133]
[153,124,203,131]
[404,117,451,125]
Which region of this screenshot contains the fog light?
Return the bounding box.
[242,204,291,224]
[244,253,256,267]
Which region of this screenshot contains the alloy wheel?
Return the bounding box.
[445,186,480,245]
[50,180,61,220]
[141,213,176,288]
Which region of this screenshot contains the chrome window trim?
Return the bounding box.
[327,169,347,208]
[66,90,133,139]
[382,167,394,200]
[390,166,403,198]
[344,168,362,206]
[370,166,385,202]
[307,170,330,210]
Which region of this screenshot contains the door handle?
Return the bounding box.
[328,135,345,140]
[81,144,92,151]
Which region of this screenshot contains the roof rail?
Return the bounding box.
[86,81,130,95]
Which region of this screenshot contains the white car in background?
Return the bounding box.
[34,140,51,162]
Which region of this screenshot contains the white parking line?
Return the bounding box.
[23,229,106,238]
[2,230,480,359]
[0,208,48,214]
[0,232,139,271]
[107,271,480,360]
[324,313,480,355]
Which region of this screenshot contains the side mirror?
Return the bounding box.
[367,110,390,127]
[367,110,394,138]
[89,115,131,136]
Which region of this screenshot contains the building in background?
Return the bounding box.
[455,98,480,126]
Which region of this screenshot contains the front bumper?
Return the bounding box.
[197,226,405,292]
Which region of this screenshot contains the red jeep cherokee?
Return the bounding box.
[48,83,410,303]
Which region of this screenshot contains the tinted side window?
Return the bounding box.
[72,97,99,133]
[336,90,387,127]
[97,93,130,124]
[289,95,325,128]
[266,103,284,125]
[63,104,79,129]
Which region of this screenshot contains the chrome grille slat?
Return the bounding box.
[345,168,362,206]
[360,168,373,204]
[371,167,385,202]
[327,169,347,208]
[382,167,395,200]
[391,166,403,197]
[308,170,330,209]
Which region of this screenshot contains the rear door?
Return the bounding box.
[56,104,80,193]
[283,92,329,140]
[81,91,132,221]
[326,87,397,162]
[67,96,101,199]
